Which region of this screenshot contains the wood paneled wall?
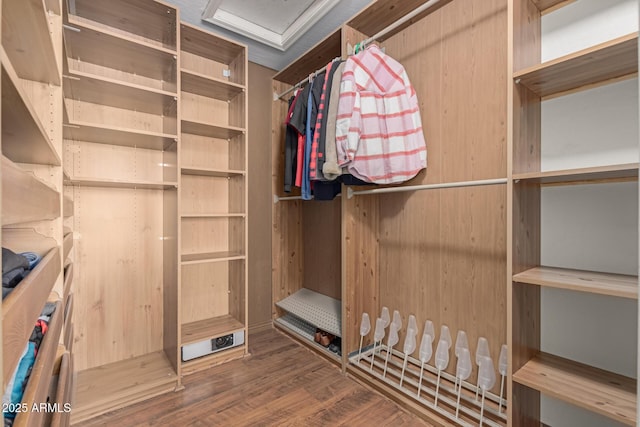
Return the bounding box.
[247,62,276,332]
[344,0,508,390]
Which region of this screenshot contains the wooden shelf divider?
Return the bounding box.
[181,167,245,177]
[181,119,245,140]
[513,352,637,426]
[1,49,61,166]
[14,300,64,427]
[181,251,245,265]
[514,32,638,98]
[2,246,61,389]
[64,120,177,151]
[63,232,73,262]
[181,69,244,100]
[65,176,177,190]
[2,0,61,84]
[2,156,60,225]
[513,266,638,299]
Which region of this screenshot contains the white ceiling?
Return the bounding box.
[165,0,372,71]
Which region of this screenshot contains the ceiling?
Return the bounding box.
[165,0,372,71]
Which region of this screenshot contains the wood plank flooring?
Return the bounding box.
[74,328,430,426]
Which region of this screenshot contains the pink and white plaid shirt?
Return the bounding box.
[336,44,426,184]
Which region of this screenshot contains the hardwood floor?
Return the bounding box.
[74,328,430,426]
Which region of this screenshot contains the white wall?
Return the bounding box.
[540,1,639,425]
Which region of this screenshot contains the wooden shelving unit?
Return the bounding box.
[514,267,638,299]
[513,352,637,426]
[64,0,181,421]
[514,32,638,98]
[509,0,639,425]
[177,22,248,372]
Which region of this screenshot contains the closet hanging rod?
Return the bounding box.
[274,0,447,101]
[273,193,342,204]
[273,58,339,101]
[347,178,507,199]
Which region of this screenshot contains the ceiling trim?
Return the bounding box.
[201,0,341,51]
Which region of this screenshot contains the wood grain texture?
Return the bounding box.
[50,352,73,427]
[181,315,244,345]
[73,351,178,423]
[247,62,275,331]
[180,22,245,72]
[513,352,637,425]
[2,247,61,389]
[75,329,430,427]
[72,0,177,49]
[514,162,639,184]
[302,200,342,300]
[347,0,454,41]
[71,187,165,371]
[163,188,179,375]
[514,33,638,98]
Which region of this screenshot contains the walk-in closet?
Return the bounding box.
[0,0,637,426]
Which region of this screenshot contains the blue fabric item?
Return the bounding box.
[302,78,315,200]
[4,342,36,419]
[19,252,41,270]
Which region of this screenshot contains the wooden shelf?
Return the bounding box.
[14,300,64,427]
[64,120,177,151]
[514,33,638,98]
[181,251,245,265]
[181,69,244,101]
[513,352,637,425]
[181,167,245,177]
[2,0,60,84]
[70,0,177,51]
[513,163,639,185]
[513,266,638,299]
[274,314,341,363]
[64,16,176,86]
[2,247,61,389]
[63,263,74,315]
[2,156,60,226]
[181,119,245,140]
[73,351,177,423]
[1,51,61,166]
[531,0,574,13]
[181,213,246,219]
[65,176,177,190]
[64,69,177,115]
[181,315,244,345]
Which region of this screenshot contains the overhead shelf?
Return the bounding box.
[513,352,636,426]
[181,167,245,178]
[64,69,177,115]
[65,176,177,190]
[514,32,638,98]
[181,69,244,101]
[513,266,638,299]
[2,247,61,389]
[64,120,177,151]
[513,163,639,185]
[2,156,60,226]
[181,315,244,346]
[275,288,341,337]
[181,251,245,265]
[181,119,245,140]
[2,0,61,84]
[1,51,61,166]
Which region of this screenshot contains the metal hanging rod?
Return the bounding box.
[273,58,338,101]
[273,193,342,204]
[347,178,507,199]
